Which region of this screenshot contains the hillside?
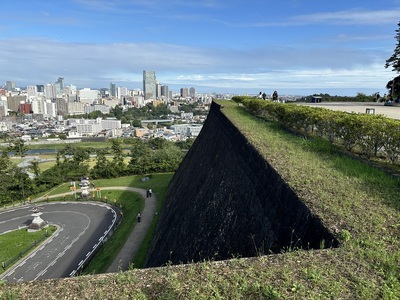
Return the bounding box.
[1,100,399,299]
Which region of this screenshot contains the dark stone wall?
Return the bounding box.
[145,101,338,268]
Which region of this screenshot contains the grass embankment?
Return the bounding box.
[1,101,399,299]
[83,173,173,273]
[0,226,57,276]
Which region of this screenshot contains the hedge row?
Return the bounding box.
[232,96,400,165]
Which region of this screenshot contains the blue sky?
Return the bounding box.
[1,0,399,96]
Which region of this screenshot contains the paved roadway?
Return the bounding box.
[0,201,119,283]
[299,101,400,120]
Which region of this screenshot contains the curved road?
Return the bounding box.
[0,186,155,282]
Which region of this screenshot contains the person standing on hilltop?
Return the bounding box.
[272,90,278,102]
[262,92,267,100]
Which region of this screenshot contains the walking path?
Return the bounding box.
[103,187,156,273]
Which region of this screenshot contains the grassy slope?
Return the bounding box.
[1,101,399,299]
[0,226,57,275]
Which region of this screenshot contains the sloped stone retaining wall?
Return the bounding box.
[145,101,339,267]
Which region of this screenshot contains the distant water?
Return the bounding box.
[1,149,58,156]
[26,149,58,155]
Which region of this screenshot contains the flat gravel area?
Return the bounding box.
[299,102,400,119]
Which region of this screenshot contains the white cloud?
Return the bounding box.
[0,37,394,95]
[290,9,400,26]
[239,9,400,28]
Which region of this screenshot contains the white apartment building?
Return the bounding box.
[170,123,203,137]
[75,120,102,136]
[187,124,203,137]
[79,88,99,104]
[170,124,188,135]
[46,101,57,118]
[133,95,145,107]
[27,86,38,98]
[117,86,128,99]
[32,98,47,115]
[0,97,8,116]
[84,104,109,115]
[45,83,56,99]
[181,112,194,119]
[102,119,121,130]
[67,102,85,115]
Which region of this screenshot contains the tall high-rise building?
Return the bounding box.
[54,77,64,97]
[56,98,68,115]
[110,83,116,97]
[45,83,56,99]
[5,81,16,92]
[189,87,196,98]
[117,86,128,99]
[156,82,162,98]
[143,70,156,100]
[180,87,188,98]
[7,95,26,112]
[161,85,169,98]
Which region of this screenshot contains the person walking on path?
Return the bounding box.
[106,187,157,273]
[137,213,141,223]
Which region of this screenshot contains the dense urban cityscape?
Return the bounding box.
[0,70,236,142]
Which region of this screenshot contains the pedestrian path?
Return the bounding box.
[104,187,156,273]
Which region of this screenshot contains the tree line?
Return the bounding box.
[0,137,194,206]
[74,102,207,126]
[296,93,377,103]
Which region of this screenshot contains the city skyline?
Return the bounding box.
[0,1,399,96]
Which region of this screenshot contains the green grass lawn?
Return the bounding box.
[0,226,57,275]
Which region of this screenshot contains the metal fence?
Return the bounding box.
[2,230,49,270]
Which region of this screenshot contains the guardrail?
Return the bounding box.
[69,204,122,277]
[2,229,49,270]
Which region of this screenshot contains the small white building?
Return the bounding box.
[21,135,31,142]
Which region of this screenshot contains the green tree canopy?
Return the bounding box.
[8,138,28,157]
[385,21,400,73]
[385,21,400,97]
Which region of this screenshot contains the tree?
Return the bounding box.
[385,76,400,99]
[30,158,40,178]
[8,138,28,157]
[148,137,165,150]
[109,139,126,176]
[175,138,195,150]
[385,21,400,98]
[110,105,123,120]
[90,149,113,179]
[0,152,14,205]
